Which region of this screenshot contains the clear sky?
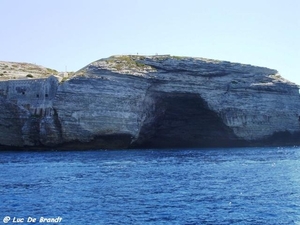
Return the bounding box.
[0,0,299,84]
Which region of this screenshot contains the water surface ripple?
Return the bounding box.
[1,147,300,224]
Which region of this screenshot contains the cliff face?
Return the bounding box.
[0,55,300,149]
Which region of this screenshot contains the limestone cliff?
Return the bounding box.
[0,55,299,149]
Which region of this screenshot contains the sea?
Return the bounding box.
[1,147,300,225]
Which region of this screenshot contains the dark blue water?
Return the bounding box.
[1,147,300,225]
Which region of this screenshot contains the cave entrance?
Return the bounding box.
[135,92,238,148]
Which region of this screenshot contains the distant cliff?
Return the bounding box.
[0,55,300,150]
[0,61,59,80]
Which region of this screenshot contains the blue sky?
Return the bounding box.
[0,0,299,84]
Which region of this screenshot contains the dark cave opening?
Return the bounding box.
[135,92,240,148]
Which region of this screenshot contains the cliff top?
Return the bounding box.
[0,61,59,81]
[74,55,295,87]
[0,55,297,87]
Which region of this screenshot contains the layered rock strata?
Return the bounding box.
[0,55,299,149]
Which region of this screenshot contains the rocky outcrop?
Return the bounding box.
[0,55,300,150]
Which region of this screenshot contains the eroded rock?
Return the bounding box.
[0,55,299,149]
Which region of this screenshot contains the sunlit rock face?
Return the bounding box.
[0,55,300,149]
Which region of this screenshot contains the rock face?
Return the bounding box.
[0,55,300,150]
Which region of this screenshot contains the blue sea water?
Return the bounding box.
[1,147,300,225]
